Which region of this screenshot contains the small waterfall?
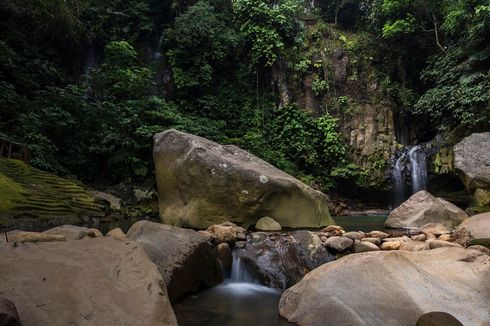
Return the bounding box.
[393,151,407,207]
[408,145,428,193]
[392,145,428,207]
[230,250,257,284]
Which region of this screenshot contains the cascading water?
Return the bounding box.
[173,249,287,325]
[393,151,407,207]
[408,145,428,193]
[392,145,428,207]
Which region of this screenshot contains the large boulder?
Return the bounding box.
[126,220,222,301]
[455,212,490,240]
[279,248,490,326]
[385,191,468,229]
[153,129,333,229]
[453,132,490,193]
[0,237,177,325]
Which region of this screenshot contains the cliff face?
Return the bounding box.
[273,23,397,193]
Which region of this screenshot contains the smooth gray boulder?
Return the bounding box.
[453,132,490,193]
[127,221,222,301]
[385,191,468,229]
[455,212,490,239]
[153,129,333,229]
[255,216,282,231]
[279,248,490,326]
[0,237,177,326]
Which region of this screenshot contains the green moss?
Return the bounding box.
[0,158,104,228]
[0,173,23,211]
[468,238,490,249]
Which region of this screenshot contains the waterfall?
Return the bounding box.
[408,145,428,193]
[230,250,256,284]
[392,145,428,207]
[393,151,407,207]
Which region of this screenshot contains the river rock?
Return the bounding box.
[343,231,364,240]
[0,237,177,325]
[438,234,453,241]
[206,224,236,244]
[43,225,103,240]
[416,312,463,326]
[89,190,122,212]
[321,225,344,236]
[353,240,379,253]
[8,231,66,243]
[427,240,463,249]
[468,245,490,256]
[255,216,282,231]
[127,221,222,301]
[474,188,490,207]
[324,236,353,252]
[399,240,430,251]
[153,129,333,228]
[366,230,388,238]
[361,237,382,245]
[411,234,427,241]
[419,223,451,235]
[385,191,468,229]
[0,298,21,326]
[453,132,490,193]
[455,212,490,239]
[278,248,490,325]
[380,241,402,250]
[105,227,126,240]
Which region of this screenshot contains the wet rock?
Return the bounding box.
[215,243,232,269]
[9,231,66,243]
[380,241,402,250]
[234,241,246,249]
[89,190,122,212]
[428,240,463,249]
[279,248,490,325]
[385,191,468,229]
[241,231,333,289]
[43,225,102,240]
[455,212,490,240]
[453,132,490,193]
[399,240,430,251]
[366,230,388,239]
[353,240,379,253]
[105,227,126,240]
[153,129,333,228]
[343,231,364,240]
[255,216,281,231]
[324,236,353,252]
[127,221,222,302]
[0,237,177,325]
[0,298,21,326]
[416,311,463,326]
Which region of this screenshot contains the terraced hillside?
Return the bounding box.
[0,158,105,231]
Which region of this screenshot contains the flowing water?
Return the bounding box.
[173,250,291,326]
[392,145,428,207]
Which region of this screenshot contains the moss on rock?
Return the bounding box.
[0,158,104,230]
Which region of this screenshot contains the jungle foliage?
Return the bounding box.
[0,0,488,190]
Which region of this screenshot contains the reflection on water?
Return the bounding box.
[333,215,389,232]
[173,281,291,326]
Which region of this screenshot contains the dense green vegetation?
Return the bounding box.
[0,0,488,191]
